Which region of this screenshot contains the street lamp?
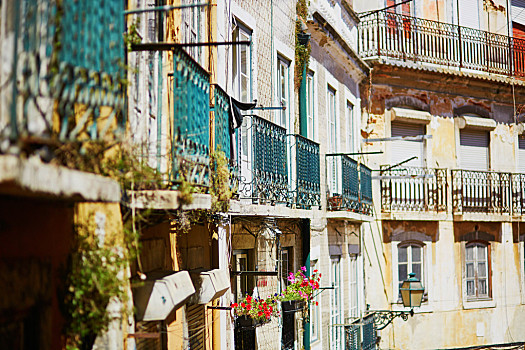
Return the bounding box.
[370,273,424,330]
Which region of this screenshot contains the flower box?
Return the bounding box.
[235,315,270,329]
[281,299,306,313]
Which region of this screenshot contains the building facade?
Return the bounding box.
[354,0,525,348]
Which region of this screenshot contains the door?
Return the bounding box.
[330,255,343,350]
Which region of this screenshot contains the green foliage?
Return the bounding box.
[53,141,164,191]
[64,221,133,350]
[123,17,142,51]
[295,0,311,90]
[210,150,232,212]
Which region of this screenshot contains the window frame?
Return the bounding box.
[232,249,254,302]
[276,56,290,129]
[395,241,427,303]
[330,255,343,350]
[327,85,340,196]
[232,20,252,103]
[464,241,492,301]
[348,253,359,319]
[346,101,355,154]
[181,0,203,62]
[306,71,315,141]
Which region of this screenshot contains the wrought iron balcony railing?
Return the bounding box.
[170,47,210,188]
[381,166,447,212]
[238,115,290,205]
[289,135,321,209]
[327,155,373,215]
[2,0,125,145]
[452,169,512,214]
[512,173,525,215]
[345,313,377,350]
[212,84,239,195]
[359,10,525,78]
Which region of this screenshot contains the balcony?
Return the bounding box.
[380,167,447,213]
[358,10,525,78]
[289,135,321,209]
[327,155,373,215]
[238,115,289,205]
[1,0,125,145]
[170,47,210,188]
[452,170,512,214]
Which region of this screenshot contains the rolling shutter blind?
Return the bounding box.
[391,122,425,167]
[518,135,525,173]
[459,0,481,29]
[460,130,489,171]
[512,0,525,26]
[187,304,205,350]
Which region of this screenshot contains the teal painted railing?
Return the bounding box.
[8,0,125,143]
[293,134,321,209]
[360,164,373,215]
[345,314,377,350]
[170,47,210,187]
[212,84,238,195]
[238,115,289,204]
[327,155,373,215]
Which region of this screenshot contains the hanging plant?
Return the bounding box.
[280,266,321,302]
[231,294,280,325]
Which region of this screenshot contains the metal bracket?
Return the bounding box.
[368,309,414,330]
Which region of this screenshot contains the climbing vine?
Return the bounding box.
[210,150,233,213]
[295,0,311,90]
[63,215,138,350]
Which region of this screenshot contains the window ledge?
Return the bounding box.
[462,299,496,309]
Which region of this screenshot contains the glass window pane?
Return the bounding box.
[478,262,486,277]
[467,280,475,296]
[412,263,422,281]
[466,246,474,261]
[478,245,486,260]
[399,246,408,262]
[412,246,421,262]
[478,279,487,296]
[466,263,474,278]
[398,263,407,282]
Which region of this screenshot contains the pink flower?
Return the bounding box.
[301,266,307,272]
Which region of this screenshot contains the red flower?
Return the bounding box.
[246,295,252,302]
[241,302,245,308]
[315,301,319,306]
[246,305,251,311]
[314,269,318,273]
[258,311,263,316]
[231,303,238,308]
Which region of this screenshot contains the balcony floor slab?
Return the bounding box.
[128,190,211,210]
[0,155,120,202]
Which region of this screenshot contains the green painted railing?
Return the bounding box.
[7,0,125,143]
[293,135,321,209]
[327,155,373,215]
[212,84,238,194]
[170,47,210,187]
[238,115,289,204]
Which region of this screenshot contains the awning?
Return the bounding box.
[132,270,195,321]
[189,269,230,304]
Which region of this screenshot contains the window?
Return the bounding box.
[306,72,315,140]
[348,254,359,318]
[397,243,424,300]
[281,247,293,287]
[327,86,339,195]
[346,101,355,153]
[459,129,489,171]
[182,0,202,62]
[310,259,320,342]
[277,56,290,128]
[233,22,252,102]
[518,135,525,172]
[391,122,425,167]
[330,255,343,350]
[465,242,490,299]
[386,0,412,15]
[233,249,254,302]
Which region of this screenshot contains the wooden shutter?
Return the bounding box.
[518,135,525,172]
[460,129,489,171]
[459,0,480,29]
[391,122,425,167]
[187,304,205,350]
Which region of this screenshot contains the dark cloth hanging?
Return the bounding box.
[229,96,256,130]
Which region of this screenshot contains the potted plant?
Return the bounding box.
[280,266,321,313]
[231,294,279,327]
